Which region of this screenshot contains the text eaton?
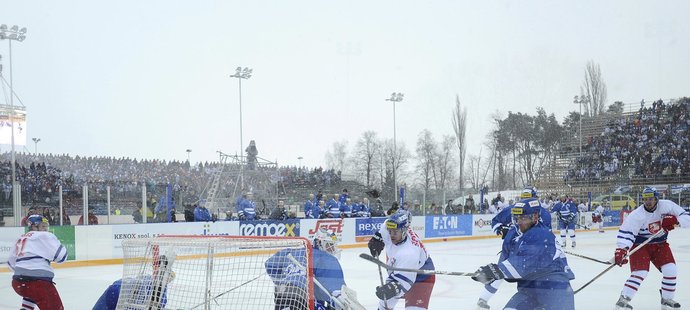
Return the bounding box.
[432,216,458,230]
[240,223,298,237]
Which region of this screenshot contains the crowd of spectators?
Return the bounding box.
[0,152,343,222]
[565,98,690,182]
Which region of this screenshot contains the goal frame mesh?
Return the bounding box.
[116,235,315,310]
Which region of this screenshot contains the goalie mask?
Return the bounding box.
[313,227,341,259]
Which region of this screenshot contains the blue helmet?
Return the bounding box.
[386,210,410,230]
[520,187,538,199]
[641,187,660,199]
[27,214,47,227]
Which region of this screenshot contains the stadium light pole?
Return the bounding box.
[32,137,40,155]
[1,24,27,226]
[297,156,303,168]
[230,67,252,161]
[186,149,192,163]
[386,92,404,202]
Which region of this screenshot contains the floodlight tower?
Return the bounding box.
[386,92,404,202]
[0,24,27,226]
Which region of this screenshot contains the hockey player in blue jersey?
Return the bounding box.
[265,227,363,310]
[93,255,173,310]
[472,191,576,310]
[476,187,553,309]
[552,195,579,248]
[237,191,257,220]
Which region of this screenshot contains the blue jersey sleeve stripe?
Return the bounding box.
[618,230,635,236]
[499,260,522,279]
[16,255,44,262]
[392,273,414,286]
[57,249,68,263]
[617,236,635,243]
[53,245,65,261]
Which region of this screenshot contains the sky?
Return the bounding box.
[0,1,688,170]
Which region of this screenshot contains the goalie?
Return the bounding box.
[265,227,363,310]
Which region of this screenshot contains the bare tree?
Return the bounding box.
[324,140,348,173]
[451,95,468,195]
[352,131,381,188]
[580,60,608,117]
[381,138,410,201]
[415,129,437,195]
[435,135,456,199]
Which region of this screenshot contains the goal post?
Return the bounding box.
[117,235,315,310]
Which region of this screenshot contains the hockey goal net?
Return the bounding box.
[117,235,314,310]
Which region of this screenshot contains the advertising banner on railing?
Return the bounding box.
[603,210,623,227]
[300,218,348,243]
[355,217,385,242]
[239,219,300,237]
[110,221,239,258]
[472,214,495,236]
[425,215,472,238]
[0,227,25,265]
[51,226,76,261]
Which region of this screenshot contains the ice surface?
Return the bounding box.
[1,230,688,309]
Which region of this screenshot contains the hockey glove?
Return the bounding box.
[368,232,385,258]
[500,225,511,239]
[471,263,504,285]
[375,281,401,300]
[662,215,679,232]
[614,248,629,266]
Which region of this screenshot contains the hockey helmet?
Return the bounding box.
[27,214,48,229]
[313,227,341,259]
[641,187,660,199]
[511,199,541,226]
[520,187,538,199]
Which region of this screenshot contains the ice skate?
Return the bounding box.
[661,297,681,309]
[615,295,633,309]
[477,298,490,310]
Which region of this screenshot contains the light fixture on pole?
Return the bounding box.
[186,149,192,163]
[229,67,253,161]
[32,138,40,155]
[386,92,404,202]
[1,24,27,227]
[297,156,303,168]
[573,95,590,158]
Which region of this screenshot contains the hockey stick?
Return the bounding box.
[563,250,611,265]
[574,229,666,294]
[375,255,390,310]
[286,253,366,310]
[188,274,263,310]
[360,253,477,277]
[575,223,590,230]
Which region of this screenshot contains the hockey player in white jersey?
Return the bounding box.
[8,214,68,310]
[367,210,435,310]
[614,187,690,310]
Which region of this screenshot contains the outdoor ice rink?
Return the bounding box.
[1,229,688,309]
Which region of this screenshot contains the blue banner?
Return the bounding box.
[425,215,473,238]
[239,219,300,237]
[603,210,622,227]
[399,187,405,206]
[355,218,385,236]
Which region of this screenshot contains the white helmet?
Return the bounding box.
[313,227,341,259]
